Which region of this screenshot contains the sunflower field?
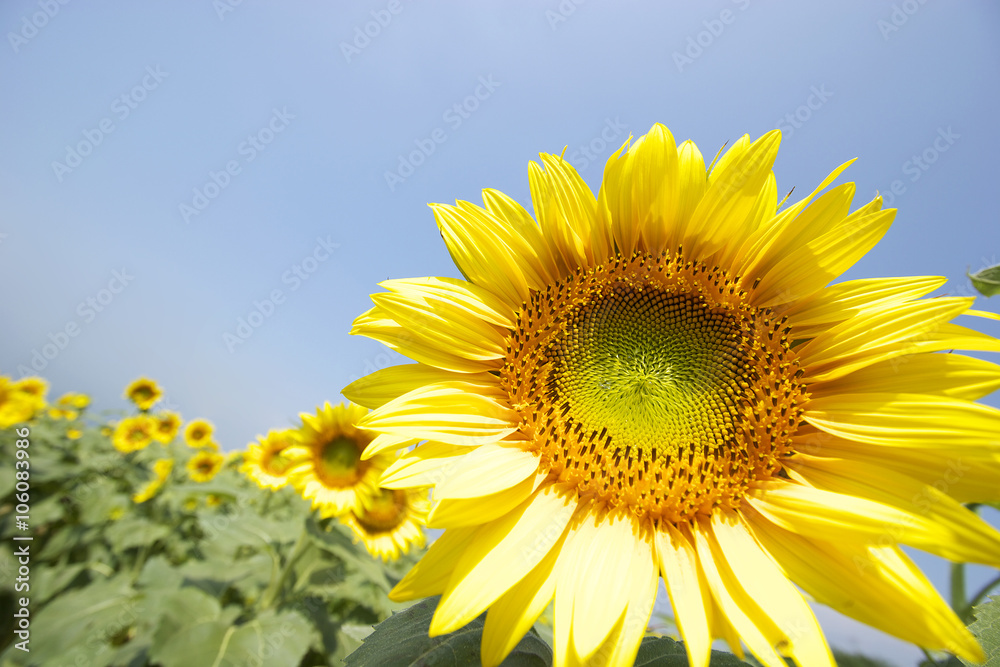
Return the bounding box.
[3,122,1000,667]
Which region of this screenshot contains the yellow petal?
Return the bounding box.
[482,533,564,667]
[344,363,501,410]
[430,484,575,635]
[711,511,834,667]
[427,471,541,528]
[667,139,707,251]
[810,352,1000,401]
[692,522,787,667]
[433,443,540,500]
[359,385,517,446]
[745,506,983,662]
[655,524,711,667]
[481,188,560,286]
[798,297,974,381]
[685,130,781,258]
[804,392,1000,451]
[379,441,468,488]
[389,525,477,601]
[787,455,1000,565]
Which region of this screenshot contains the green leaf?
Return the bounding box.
[344,596,552,667]
[148,586,223,654]
[832,651,894,667]
[634,635,754,665]
[32,563,86,605]
[969,263,1000,297]
[961,595,1000,667]
[104,516,172,552]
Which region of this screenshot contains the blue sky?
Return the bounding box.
[2,1,999,663]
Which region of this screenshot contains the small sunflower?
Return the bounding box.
[133,458,174,503]
[187,449,224,483]
[152,412,182,444]
[184,419,214,448]
[66,428,82,440]
[125,377,162,411]
[112,415,157,454]
[48,406,79,420]
[240,429,300,490]
[340,486,429,562]
[348,123,1000,667]
[0,376,48,428]
[284,402,394,518]
[58,392,90,410]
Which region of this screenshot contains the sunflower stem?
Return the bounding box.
[259,527,310,611]
[920,647,943,667]
[950,562,967,620]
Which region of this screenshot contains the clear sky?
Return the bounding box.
[2,1,999,664]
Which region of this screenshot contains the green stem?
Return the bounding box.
[962,572,1000,620]
[258,527,310,611]
[920,647,942,667]
[950,562,967,619]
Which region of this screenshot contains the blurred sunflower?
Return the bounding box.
[66,428,82,440]
[58,392,90,410]
[133,458,174,503]
[125,377,162,411]
[152,411,182,444]
[340,486,429,562]
[240,429,300,490]
[184,419,214,448]
[187,449,224,483]
[0,375,48,428]
[284,402,395,518]
[112,415,157,454]
[348,123,1000,667]
[48,406,78,420]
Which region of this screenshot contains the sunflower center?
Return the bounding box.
[502,251,807,525]
[315,436,366,487]
[263,450,294,476]
[354,488,407,533]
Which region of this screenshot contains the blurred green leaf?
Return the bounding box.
[634,635,754,665]
[969,264,1000,297]
[344,596,551,667]
[104,516,171,552]
[832,651,894,667]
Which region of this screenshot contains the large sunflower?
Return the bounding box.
[284,402,396,517]
[340,486,430,562]
[346,124,1000,667]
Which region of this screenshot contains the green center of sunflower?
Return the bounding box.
[355,488,407,533]
[315,436,365,487]
[502,251,807,525]
[264,451,294,476]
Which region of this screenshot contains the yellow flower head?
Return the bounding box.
[112,415,157,454]
[284,402,395,517]
[187,449,224,483]
[133,458,174,503]
[240,429,301,490]
[206,493,223,508]
[152,412,182,444]
[339,486,429,562]
[347,123,1000,667]
[184,419,214,448]
[0,376,48,428]
[66,428,82,440]
[58,392,90,410]
[125,377,162,411]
